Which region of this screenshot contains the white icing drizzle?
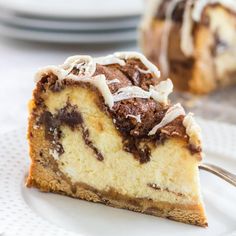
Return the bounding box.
[113,86,151,102]
[148,103,186,136]
[126,114,142,123]
[180,0,195,57]
[183,112,202,147]
[62,55,96,79]
[88,75,114,109]
[94,55,125,66]
[113,79,173,105]
[136,66,152,74]
[141,0,163,29]
[159,0,184,78]
[149,79,173,104]
[106,79,121,85]
[115,51,161,78]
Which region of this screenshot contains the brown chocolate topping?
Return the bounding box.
[160,116,187,139]
[41,73,62,92]
[94,59,168,140]
[118,59,158,90]
[94,64,132,93]
[94,59,158,93]
[94,59,182,162]
[112,98,167,138]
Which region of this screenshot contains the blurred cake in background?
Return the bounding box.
[140,0,236,94]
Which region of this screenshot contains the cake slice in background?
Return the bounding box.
[140,0,236,94]
[27,52,207,226]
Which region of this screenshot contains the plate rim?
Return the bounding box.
[0,23,137,44]
[0,11,140,31]
[0,0,143,19]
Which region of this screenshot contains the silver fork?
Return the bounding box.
[199,163,236,187]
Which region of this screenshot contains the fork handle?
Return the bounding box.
[199,163,236,187]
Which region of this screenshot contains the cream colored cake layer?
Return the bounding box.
[43,86,203,205]
[207,6,236,79]
[192,6,236,93]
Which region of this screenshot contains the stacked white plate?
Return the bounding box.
[0,0,143,43]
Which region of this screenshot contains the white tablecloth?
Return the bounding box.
[0,38,137,134]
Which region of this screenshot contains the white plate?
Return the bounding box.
[0,23,137,43]
[0,11,140,31]
[0,0,143,19]
[0,119,236,236]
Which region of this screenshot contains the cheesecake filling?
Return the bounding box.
[34,97,201,205]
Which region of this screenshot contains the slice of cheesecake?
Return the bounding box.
[140,0,236,94]
[27,52,207,226]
